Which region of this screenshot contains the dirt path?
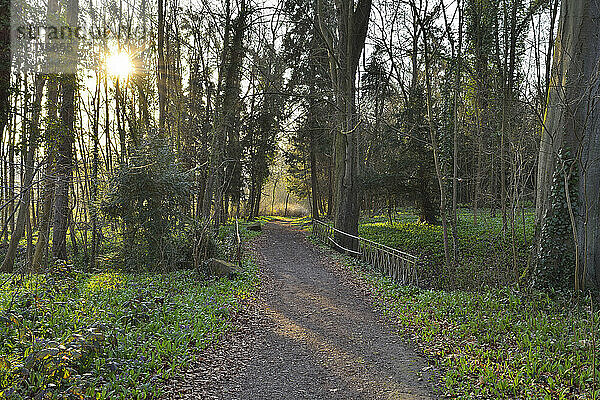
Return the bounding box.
[164,221,437,399]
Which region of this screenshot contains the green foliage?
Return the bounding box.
[359,208,534,289]
[361,82,438,224]
[281,1,333,210]
[101,134,193,271]
[535,152,578,289]
[0,258,259,399]
[330,253,600,399]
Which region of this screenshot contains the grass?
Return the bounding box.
[307,208,599,398]
[359,208,535,289]
[0,224,260,399]
[257,215,312,229]
[309,239,600,399]
[365,270,599,399]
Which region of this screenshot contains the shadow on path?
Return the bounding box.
[219,221,437,400]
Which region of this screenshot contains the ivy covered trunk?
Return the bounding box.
[535,0,600,290]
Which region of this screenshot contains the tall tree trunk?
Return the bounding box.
[31,77,59,271]
[420,12,452,275]
[51,0,78,261]
[0,0,10,161]
[91,76,100,270]
[2,75,45,272]
[8,122,14,235]
[0,0,9,240]
[52,73,76,261]
[536,0,600,290]
[310,128,320,220]
[451,0,462,268]
[157,0,167,134]
[203,0,246,228]
[116,79,125,164]
[254,185,262,218]
[319,0,372,249]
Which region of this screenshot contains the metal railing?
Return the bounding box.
[312,219,419,286]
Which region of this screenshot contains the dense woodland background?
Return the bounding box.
[0,0,598,289]
[3,0,600,397]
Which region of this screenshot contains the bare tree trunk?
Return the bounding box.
[271,174,278,215]
[0,0,8,244]
[8,121,14,235]
[52,73,76,261]
[91,76,100,270]
[2,75,45,272]
[448,0,462,268]
[0,110,4,244]
[310,130,319,220]
[116,79,125,164]
[420,14,452,275]
[318,0,371,249]
[284,191,290,217]
[203,0,246,228]
[31,77,59,271]
[0,0,10,183]
[254,185,262,217]
[473,106,482,226]
[157,0,167,135]
[536,0,600,290]
[51,0,78,261]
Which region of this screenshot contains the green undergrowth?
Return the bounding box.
[257,215,312,229]
[0,225,260,399]
[359,209,535,289]
[309,210,598,398]
[325,246,599,399]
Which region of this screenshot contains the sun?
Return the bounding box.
[105,52,134,79]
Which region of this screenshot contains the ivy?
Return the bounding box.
[534,150,578,289]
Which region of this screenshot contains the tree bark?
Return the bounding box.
[51,0,78,260]
[31,77,59,271]
[52,72,76,261]
[309,128,320,220]
[1,75,45,272]
[202,0,246,228]
[536,0,600,290]
[319,0,371,249]
[157,0,167,135]
[419,8,452,274]
[0,0,10,163]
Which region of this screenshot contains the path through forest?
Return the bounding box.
[163,221,437,399]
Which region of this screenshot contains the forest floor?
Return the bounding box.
[162,220,438,399]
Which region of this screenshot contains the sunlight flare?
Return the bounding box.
[105,51,134,79]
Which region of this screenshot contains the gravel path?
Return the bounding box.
[163,221,438,399]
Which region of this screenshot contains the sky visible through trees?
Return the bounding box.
[4,1,600,398]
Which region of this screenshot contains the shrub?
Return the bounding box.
[101,134,193,271]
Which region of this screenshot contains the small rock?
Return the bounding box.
[247,222,262,231]
[207,259,240,280]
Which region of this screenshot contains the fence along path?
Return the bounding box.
[312,219,419,286]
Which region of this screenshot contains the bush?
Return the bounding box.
[101,135,193,271]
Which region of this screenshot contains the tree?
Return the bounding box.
[0,0,9,151]
[317,0,372,249]
[202,0,247,227]
[1,76,45,272]
[282,0,334,220]
[535,0,600,290]
[51,0,79,261]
